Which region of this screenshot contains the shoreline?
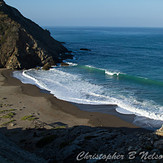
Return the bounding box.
[1,68,163,162]
[10,69,163,130]
[1,69,138,129]
[13,67,163,130]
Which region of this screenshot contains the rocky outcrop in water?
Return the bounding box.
[80,48,91,51]
[0,0,72,69]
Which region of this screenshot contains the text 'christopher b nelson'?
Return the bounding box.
[76,151,163,161]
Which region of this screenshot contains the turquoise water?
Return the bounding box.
[13,27,163,125]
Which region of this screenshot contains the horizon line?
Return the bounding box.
[42,25,163,29]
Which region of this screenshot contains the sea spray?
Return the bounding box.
[13,68,163,122]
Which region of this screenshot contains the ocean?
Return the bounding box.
[13,27,163,129]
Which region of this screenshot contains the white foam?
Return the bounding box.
[84,65,120,76]
[85,65,95,68]
[22,68,106,105]
[105,70,120,76]
[22,70,48,91]
[111,96,163,121]
[66,62,78,66]
[13,68,163,122]
[13,71,36,85]
[116,107,134,115]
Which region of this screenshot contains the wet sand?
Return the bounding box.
[2,69,162,163]
[0,69,137,129]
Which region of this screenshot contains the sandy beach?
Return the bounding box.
[0,69,138,129]
[0,69,162,162]
[0,69,163,163]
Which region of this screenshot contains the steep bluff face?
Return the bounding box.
[0,0,71,69]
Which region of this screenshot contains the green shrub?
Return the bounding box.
[2,112,15,119]
[21,115,36,121]
[0,109,16,114]
[54,125,66,129]
[1,119,15,126]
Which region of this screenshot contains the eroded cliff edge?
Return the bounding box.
[0,0,71,69]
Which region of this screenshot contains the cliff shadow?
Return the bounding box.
[0,123,161,163]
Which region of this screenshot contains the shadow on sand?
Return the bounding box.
[0,122,162,163]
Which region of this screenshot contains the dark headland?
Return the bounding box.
[0,0,162,162]
[0,0,72,69]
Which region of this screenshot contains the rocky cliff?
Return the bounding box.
[0,0,71,69]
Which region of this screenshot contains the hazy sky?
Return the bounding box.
[5,0,163,27]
